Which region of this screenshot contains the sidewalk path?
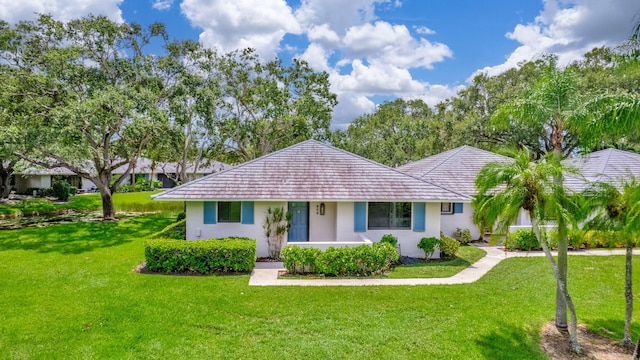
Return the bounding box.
[248,246,639,287]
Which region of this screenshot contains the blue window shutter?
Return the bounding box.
[241,201,254,224]
[354,202,366,232]
[203,202,217,224]
[454,202,464,214]
[413,202,426,232]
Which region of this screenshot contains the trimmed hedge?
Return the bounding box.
[150,219,186,240]
[144,238,256,274]
[281,243,399,276]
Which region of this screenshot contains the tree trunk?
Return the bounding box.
[0,172,11,198]
[633,335,640,359]
[623,241,634,348]
[532,215,581,354]
[0,162,13,198]
[556,215,569,332]
[100,188,116,220]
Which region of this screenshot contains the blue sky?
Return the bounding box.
[1,0,638,127]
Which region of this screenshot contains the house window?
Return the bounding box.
[367,202,411,230]
[441,202,453,214]
[218,201,241,222]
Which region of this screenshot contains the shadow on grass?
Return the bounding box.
[475,322,546,360]
[0,216,171,254]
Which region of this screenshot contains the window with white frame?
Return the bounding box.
[441,202,453,214]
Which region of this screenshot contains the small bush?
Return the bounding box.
[505,229,540,251]
[439,232,460,259]
[380,234,398,247]
[144,237,256,274]
[281,243,399,276]
[281,246,322,274]
[454,228,473,245]
[418,237,440,259]
[176,212,186,222]
[52,181,71,201]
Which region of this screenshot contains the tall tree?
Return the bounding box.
[0,15,168,219]
[208,48,337,164]
[475,149,582,353]
[584,178,640,348]
[490,58,640,330]
[147,39,221,185]
[332,99,444,166]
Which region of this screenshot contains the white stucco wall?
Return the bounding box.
[308,201,336,242]
[185,201,286,258]
[440,203,480,240]
[186,200,443,258]
[335,202,441,258]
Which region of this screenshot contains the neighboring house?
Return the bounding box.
[397,146,513,239]
[116,158,232,188]
[152,140,470,258]
[12,158,231,193]
[565,148,640,191]
[13,167,85,193]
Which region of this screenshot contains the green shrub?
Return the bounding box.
[52,181,71,201]
[144,237,256,274]
[505,229,540,251]
[281,243,399,276]
[281,246,322,274]
[176,212,186,222]
[418,237,440,259]
[439,232,460,259]
[567,228,585,249]
[69,186,77,195]
[151,219,186,240]
[454,228,473,245]
[380,234,398,247]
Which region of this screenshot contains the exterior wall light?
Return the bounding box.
[319,202,325,216]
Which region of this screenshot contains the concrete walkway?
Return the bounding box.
[248,246,638,286]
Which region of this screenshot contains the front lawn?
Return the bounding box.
[382,245,487,278]
[0,190,182,217]
[0,216,638,359]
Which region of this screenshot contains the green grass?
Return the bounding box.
[1,217,639,359]
[382,245,487,278]
[0,190,182,216]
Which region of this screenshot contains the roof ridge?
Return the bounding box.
[152,140,316,199]
[598,148,615,176]
[416,146,465,178]
[319,142,470,199]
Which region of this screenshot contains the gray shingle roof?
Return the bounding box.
[152,140,469,202]
[565,148,640,190]
[397,146,513,197]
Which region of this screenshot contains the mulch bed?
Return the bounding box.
[540,322,634,359]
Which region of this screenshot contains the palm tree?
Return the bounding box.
[584,177,640,348]
[491,59,640,331]
[475,149,582,353]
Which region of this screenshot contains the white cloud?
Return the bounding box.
[307,23,341,47]
[295,0,389,33]
[335,60,425,95]
[331,93,376,129]
[414,26,435,35]
[474,0,640,78]
[180,0,300,58]
[342,21,452,69]
[0,0,123,23]
[152,0,173,11]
